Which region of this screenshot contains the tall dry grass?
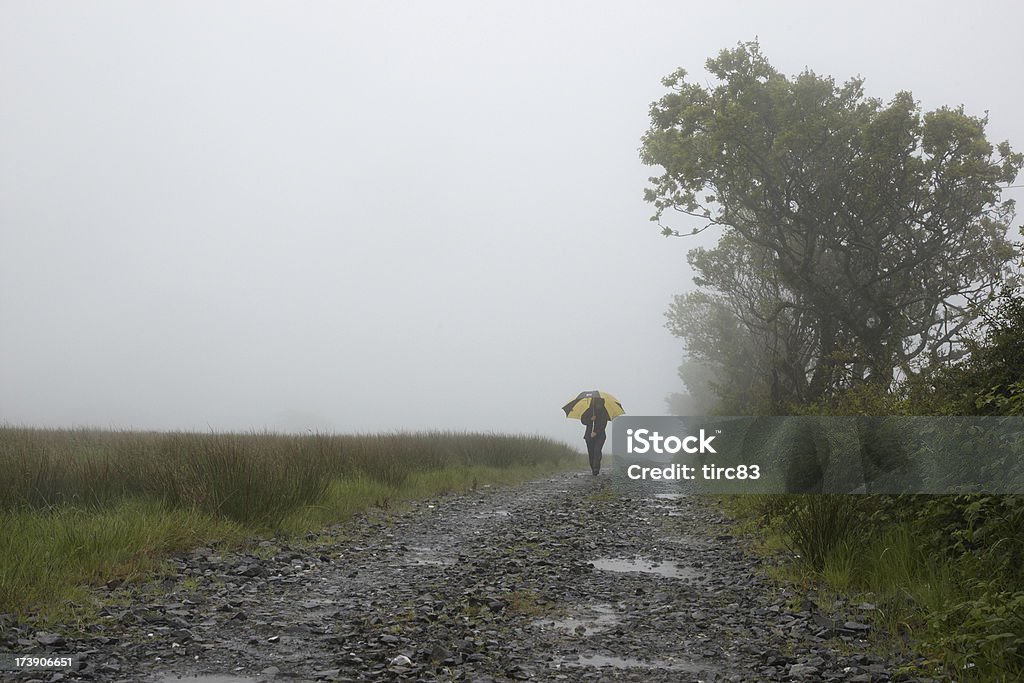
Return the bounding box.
[0,426,579,617]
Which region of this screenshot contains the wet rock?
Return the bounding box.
[429,644,452,662]
[843,620,871,633]
[788,662,821,679]
[34,632,65,647]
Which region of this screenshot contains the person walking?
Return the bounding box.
[581,397,610,475]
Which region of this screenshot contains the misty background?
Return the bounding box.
[2,1,1022,447]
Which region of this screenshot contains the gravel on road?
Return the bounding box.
[1,467,943,683]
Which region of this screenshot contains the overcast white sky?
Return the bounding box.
[2,1,1022,446]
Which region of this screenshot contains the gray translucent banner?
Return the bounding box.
[611,416,1024,494]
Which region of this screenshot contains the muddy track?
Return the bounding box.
[3,468,941,683]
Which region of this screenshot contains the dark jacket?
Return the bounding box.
[581,404,610,440]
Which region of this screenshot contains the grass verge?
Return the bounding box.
[0,427,583,620]
[717,494,1024,682]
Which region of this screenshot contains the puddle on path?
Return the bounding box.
[590,557,699,580]
[567,653,706,673]
[157,676,256,683]
[536,603,620,635]
[652,493,685,500]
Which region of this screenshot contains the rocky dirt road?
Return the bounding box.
[3,467,941,683]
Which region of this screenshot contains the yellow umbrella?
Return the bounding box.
[562,390,625,420]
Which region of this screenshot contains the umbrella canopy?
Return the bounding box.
[562,390,625,420]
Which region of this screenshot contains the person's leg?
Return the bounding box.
[585,438,598,475]
[593,432,606,474]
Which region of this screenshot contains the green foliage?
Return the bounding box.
[918,495,1024,586]
[716,279,1024,678]
[775,495,860,571]
[931,285,1024,417]
[727,492,1024,679]
[0,499,246,619]
[644,40,1022,409]
[931,584,1024,678]
[658,43,1024,679]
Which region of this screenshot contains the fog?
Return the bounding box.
[2,1,1022,446]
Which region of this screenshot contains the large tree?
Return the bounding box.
[642,42,1022,404]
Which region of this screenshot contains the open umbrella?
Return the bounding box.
[562,390,625,420]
